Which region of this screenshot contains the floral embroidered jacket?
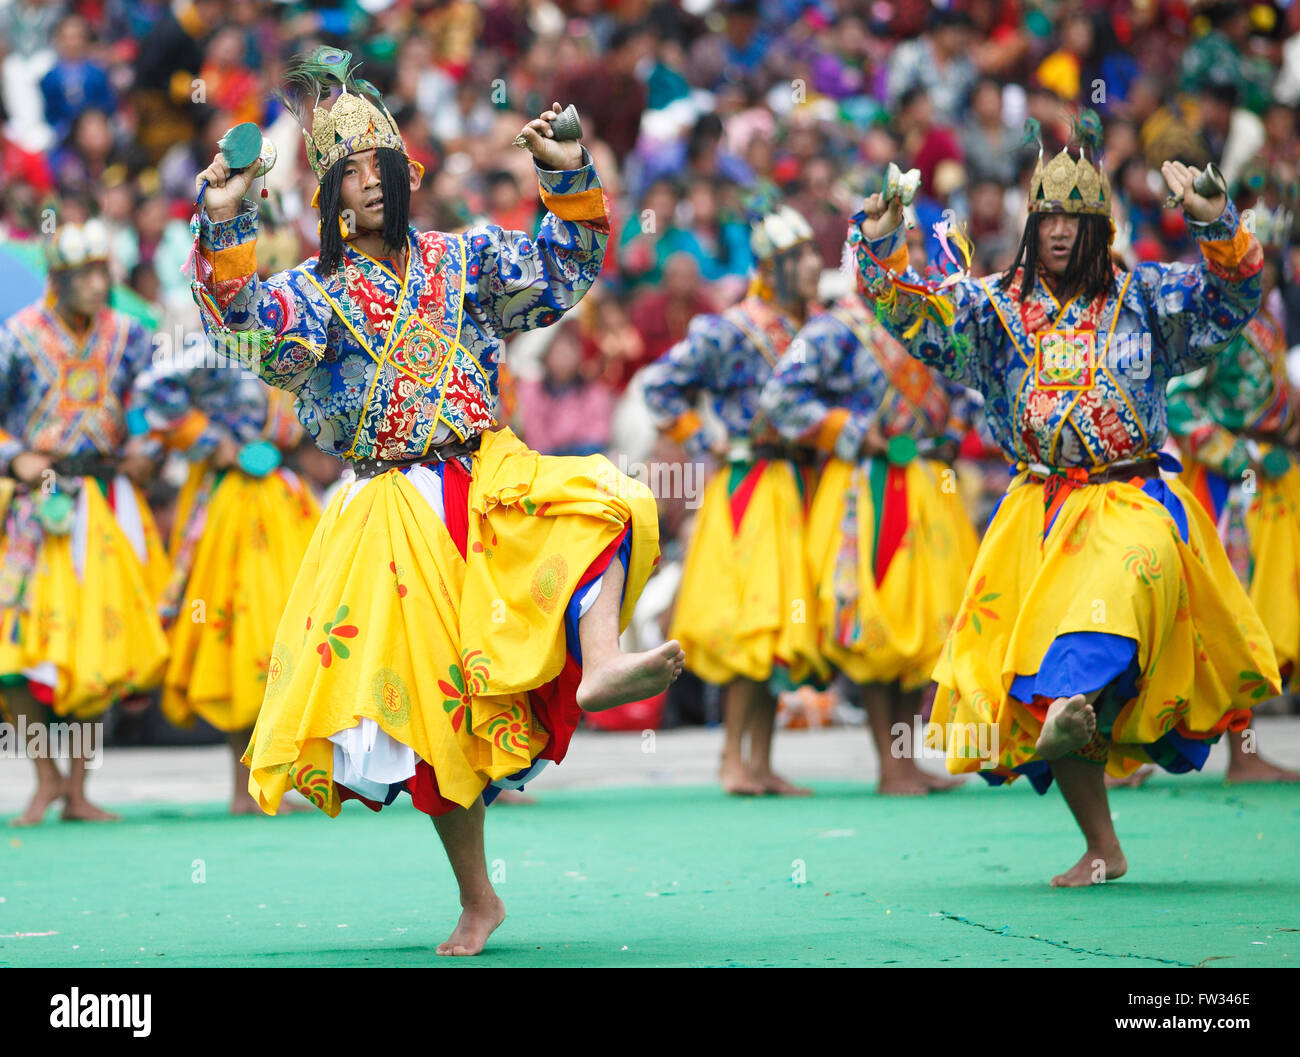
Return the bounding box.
[192,152,609,461]
[760,293,973,461]
[129,360,303,461]
[0,303,153,476]
[1167,307,1295,479]
[851,202,1264,470]
[641,294,807,458]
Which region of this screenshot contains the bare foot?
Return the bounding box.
[720,757,764,796]
[493,790,537,805]
[1226,754,1300,784]
[436,896,506,956]
[9,780,66,827]
[877,763,930,796]
[60,796,121,823]
[1106,766,1154,789]
[1035,694,1095,760]
[751,769,813,796]
[914,768,965,791]
[1051,845,1127,887]
[576,640,686,713]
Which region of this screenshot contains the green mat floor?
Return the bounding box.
[3,775,1298,967]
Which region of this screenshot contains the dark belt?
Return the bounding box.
[348,433,482,477]
[1022,457,1161,486]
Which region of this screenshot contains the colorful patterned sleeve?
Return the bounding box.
[641,313,729,458]
[849,215,991,390]
[0,325,24,476]
[1166,367,1252,480]
[761,311,866,461]
[129,356,269,461]
[466,149,609,337]
[942,377,976,445]
[195,202,331,392]
[1133,200,1264,379]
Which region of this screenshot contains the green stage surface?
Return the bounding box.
[3,776,1298,968]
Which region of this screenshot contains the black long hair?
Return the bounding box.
[1000,212,1116,304]
[317,147,412,274]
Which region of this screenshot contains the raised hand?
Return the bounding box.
[857,192,904,241]
[515,101,584,172]
[1161,160,1226,223]
[195,152,257,222]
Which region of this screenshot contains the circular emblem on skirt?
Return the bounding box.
[530,554,569,614]
[371,667,412,727]
[265,642,293,697]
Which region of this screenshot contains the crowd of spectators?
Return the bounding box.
[5,0,1300,502]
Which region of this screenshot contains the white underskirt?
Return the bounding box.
[328,464,602,802]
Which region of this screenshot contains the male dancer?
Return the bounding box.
[0,219,169,825]
[192,49,682,954]
[1167,212,1300,783]
[642,200,825,796]
[130,362,320,812]
[854,113,1277,885]
[761,279,979,794]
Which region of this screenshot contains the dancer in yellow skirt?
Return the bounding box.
[191,48,682,955]
[0,219,170,825]
[642,197,825,796]
[854,110,1278,885]
[761,283,979,793]
[129,364,321,811]
[1167,216,1300,784]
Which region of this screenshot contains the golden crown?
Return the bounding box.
[280,47,410,184]
[1028,147,1112,216]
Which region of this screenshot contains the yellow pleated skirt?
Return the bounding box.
[0,477,170,719]
[806,457,979,689]
[1244,465,1300,680]
[669,460,824,687]
[161,464,320,733]
[927,471,1278,786]
[242,427,659,816]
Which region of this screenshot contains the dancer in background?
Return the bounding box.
[1167,204,1300,783]
[130,364,321,812]
[192,49,680,955]
[643,198,825,796]
[0,219,169,825]
[762,275,979,794]
[853,111,1278,885]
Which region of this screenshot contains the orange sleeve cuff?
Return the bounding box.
[881,241,910,275]
[809,408,850,453]
[665,410,704,444]
[201,241,258,283]
[1199,225,1254,271]
[157,409,210,451]
[539,186,609,223]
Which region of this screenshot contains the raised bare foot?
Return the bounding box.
[751,769,813,796]
[1035,694,1095,760]
[436,896,506,956]
[60,796,121,823]
[1051,845,1127,887]
[576,640,685,713]
[720,757,764,796]
[9,781,66,827]
[1106,766,1154,789]
[1226,754,1300,784]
